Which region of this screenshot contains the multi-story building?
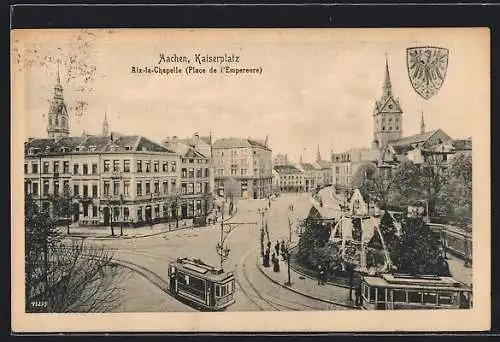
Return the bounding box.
[212,137,272,199]
[272,165,304,192]
[24,72,183,228]
[312,145,333,187]
[25,133,181,227]
[296,162,316,192]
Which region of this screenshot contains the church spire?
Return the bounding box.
[420,110,426,134]
[47,63,69,139]
[382,54,393,100]
[316,144,321,162]
[102,107,109,136]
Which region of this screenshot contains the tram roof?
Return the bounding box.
[170,257,234,282]
[363,273,471,291]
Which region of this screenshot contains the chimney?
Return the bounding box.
[265,135,269,147]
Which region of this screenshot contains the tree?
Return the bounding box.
[440,154,472,229]
[391,217,444,275]
[50,187,73,234]
[351,162,377,200]
[25,194,127,312]
[297,206,332,268]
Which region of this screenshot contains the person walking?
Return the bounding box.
[354,279,362,306]
[317,265,324,285]
[274,240,280,256]
[272,253,280,272]
[280,240,286,260]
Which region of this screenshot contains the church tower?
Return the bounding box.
[316,144,322,162]
[372,56,403,149]
[420,111,426,134]
[47,63,70,139]
[102,108,109,136]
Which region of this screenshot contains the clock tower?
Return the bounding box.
[47,64,70,140]
[372,57,403,149]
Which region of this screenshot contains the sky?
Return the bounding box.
[14,28,489,163]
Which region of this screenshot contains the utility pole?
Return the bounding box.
[257,207,268,257]
[285,212,292,286]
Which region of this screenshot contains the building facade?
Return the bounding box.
[272,165,304,192]
[212,137,272,199]
[25,134,181,227]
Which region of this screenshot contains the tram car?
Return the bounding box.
[361,273,472,310]
[168,257,235,311]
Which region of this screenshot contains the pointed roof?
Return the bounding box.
[375,56,402,113]
[383,55,392,98]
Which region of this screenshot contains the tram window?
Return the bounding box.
[185,275,190,285]
[438,293,454,305]
[370,287,376,302]
[377,288,386,302]
[393,290,406,303]
[408,291,423,304]
[170,266,176,274]
[423,292,437,304]
[364,284,369,299]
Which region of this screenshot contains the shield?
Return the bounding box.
[407,46,449,100]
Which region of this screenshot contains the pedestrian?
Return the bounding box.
[354,280,362,306]
[267,240,271,250]
[317,265,324,285]
[273,255,280,272]
[280,240,286,259]
[263,248,270,268]
[274,240,280,256]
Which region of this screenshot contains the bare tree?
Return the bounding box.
[25,194,128,313]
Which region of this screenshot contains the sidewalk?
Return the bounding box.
[257,255,359,309]
[59,220,201,240]
[447,254,473,286]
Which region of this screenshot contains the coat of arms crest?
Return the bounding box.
[406,46,449,100]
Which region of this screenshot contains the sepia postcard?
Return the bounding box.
[11,28,490,332]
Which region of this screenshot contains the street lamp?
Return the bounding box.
[120,194,124,236]
[257,207,268,258]
[284,206,293,286]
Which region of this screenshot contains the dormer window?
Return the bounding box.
[110,145,117,152]
[75,145,84,152]
[28,147,37,155]
[124,146,131,151]
[142,146,147,152]
[88,145,96,152]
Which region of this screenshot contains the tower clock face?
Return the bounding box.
[388,104,393,109]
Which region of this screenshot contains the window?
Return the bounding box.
[408,291,422,304]
[53,161,59,173]
[83,184,88,197]
[145,161,151,172]
[154,205,160,218]
[137,160,142,172]
[104,160,110,172]
[113,160,120,172]
[438,293,454,305]
[113,207,120,220]
[137,182,142,196]
[382,126,386,131]
[92,205,98,217]
[63,161,69,174]
[205,168,209,177]
[43,162,50,174]
[103,181,110,196]
[196,200,202,215]
[124,181,130,196]
[182,168,187,178]
[196,183,202,194]
[369,287,376,302]
[181,183,187,194]
[162,161,168,172]
[196,168,202,178]
[32,163,38,174]
[42,180,49,195]
[154,181,159,194]
[145,182,151,195]
[389,126,392,130]
[123,207,129,220]
[171,180,176,193]
[83,203,89,217]
[393,290,407,303]
[92,163,98,174]
[24,164,28,174]
[63,180,70,193]
[92,184,98,198]
[137,207,143,221]
[189,168,194,178]
[123,160,130,172]
[73,184,79,196]
[189,159,194,164]
[113,181,120,195]
[163,181,168,194]
[53,181,59,196]
[188,183,194,194]
[83,164,88,175]
[170,161,177,172]
[396,126,399,130]
[154,161,159,172]
[423,292,437,305]
[32,182,39,195]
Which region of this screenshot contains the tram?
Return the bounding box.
[361,273,472,310]
[168,257,235,311]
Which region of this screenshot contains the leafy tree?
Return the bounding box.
[351,162,377,199]
[391,217,444,275]
[297,206,332,268]
[440,154,472,229]
[49,186,73,234]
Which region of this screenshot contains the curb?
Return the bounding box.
[256,255,358,309]
[62,210,237,241]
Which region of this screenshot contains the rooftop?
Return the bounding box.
[212,137,271,151]
[273,165,301,174]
